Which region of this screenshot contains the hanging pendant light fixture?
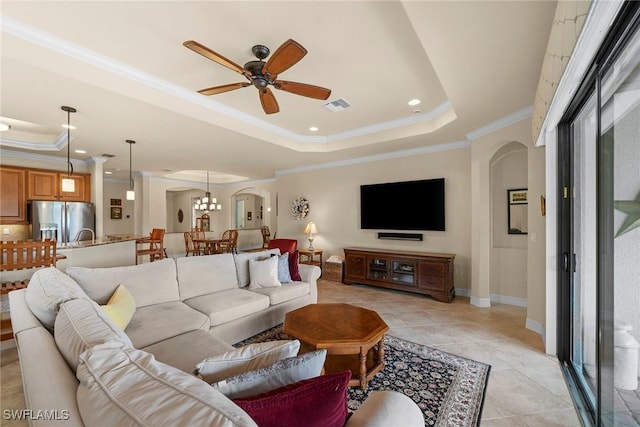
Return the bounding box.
[194,171,222,212]
[61,106,77,193]
[126,140,136,200]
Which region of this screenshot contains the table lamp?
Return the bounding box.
[304,222,318,250]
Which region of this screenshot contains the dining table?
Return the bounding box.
[192,237,222,255]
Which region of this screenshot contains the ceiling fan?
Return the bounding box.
[183,39,331,114]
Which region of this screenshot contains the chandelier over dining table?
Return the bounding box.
[195,171,222,212]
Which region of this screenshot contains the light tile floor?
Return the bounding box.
[317,280,581,426]
[0,279,582,426]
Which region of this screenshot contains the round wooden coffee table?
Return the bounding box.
[283,303,389,388]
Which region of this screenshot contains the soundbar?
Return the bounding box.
[377,232,423,241]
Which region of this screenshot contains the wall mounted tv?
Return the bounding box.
[360,178,445,231]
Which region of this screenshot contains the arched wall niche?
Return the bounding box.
[489,141,529,303]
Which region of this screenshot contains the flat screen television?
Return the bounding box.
[360,178,445,231]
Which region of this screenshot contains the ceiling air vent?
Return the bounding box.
[100,153,115,158]
[323,98,351,112]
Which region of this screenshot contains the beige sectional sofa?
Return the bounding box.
[9,249,424,426]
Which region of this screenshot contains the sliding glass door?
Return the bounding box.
[558,3,640,425]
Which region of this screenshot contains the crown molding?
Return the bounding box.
[0,147,86,167]
[0,131,71,151]
[276,140,471,177]
[465,106,533,141]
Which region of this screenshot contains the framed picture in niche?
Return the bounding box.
[110,207,123,220]
[507,189,528,234]
[110,199,122,206]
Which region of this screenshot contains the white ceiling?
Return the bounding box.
[0,1,557,183]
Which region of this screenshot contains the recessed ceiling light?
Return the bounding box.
[104,171,113,175]
[408,99,421,106]
[0,123,10,132]
[309,126,319,132]
[74,149,86,154]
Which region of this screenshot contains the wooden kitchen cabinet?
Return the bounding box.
[343,247,456,303]
[26,169,90,202]
[0,167,27,224]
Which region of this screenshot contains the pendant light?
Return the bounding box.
[61,106,77,193]
[194,171,221,212]
[126,139,136,200]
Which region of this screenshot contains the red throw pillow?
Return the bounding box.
[234,371,351,427]
[289,250,301,281]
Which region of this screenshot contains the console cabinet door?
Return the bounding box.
[417,260,448,292]
[344,252,366,281]
[0,167,27,224]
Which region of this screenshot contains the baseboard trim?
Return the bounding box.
[526,317,545,340]
[490,294,528,307]
[1,338,16,351]
[470,296,491,308]
[455,288,471,297]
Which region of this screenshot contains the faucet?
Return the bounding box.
[74,228,95,245]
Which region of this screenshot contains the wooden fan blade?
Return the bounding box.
[259,88,280,114]
[262,39,307,77]
[183,40,245,74]
[274,80,331,100]
[198,82,251,96]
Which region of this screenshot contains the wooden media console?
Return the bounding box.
[343,247,455,303]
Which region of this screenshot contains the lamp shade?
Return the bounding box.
[304,222,318,235]
[126,190,135,201]
[61,178,75,193]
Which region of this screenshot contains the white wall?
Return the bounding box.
[275,145,472,292]
[103,180,135,236]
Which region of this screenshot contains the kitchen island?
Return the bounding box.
[56,234,144,272]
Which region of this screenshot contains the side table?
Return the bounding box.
[299,248,323,268]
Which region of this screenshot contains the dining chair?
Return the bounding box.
[260,226,271,249]
[217,229,235,254]
[135,228,166,264]
[191,228,208,255]
[183,232,200,257]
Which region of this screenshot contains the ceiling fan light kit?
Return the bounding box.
[184,39,331,114]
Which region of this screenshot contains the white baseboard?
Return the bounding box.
[470,296,491,308]
[455,288,471,297]
[490,294,527,307]
[526,317,545,341]
[1,339,16,351]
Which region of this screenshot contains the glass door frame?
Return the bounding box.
[557,3,640,425]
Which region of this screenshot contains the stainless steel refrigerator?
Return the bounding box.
[29,201,95,244]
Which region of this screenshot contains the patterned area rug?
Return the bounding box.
[236,325,491,427]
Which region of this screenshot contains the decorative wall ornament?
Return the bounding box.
[614,199,640,237]
[290,197,309,220]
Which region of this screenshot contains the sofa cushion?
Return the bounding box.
[288,250,302,281]
[54,298,133,372]
[212,349,327,399]
[184,289,270,327]
[234,370,351,427]
[248,256,281,290]
[66,258,179,308]
[234,249,280,287]
[142,330,234,374]
[124,301,210,348]
[250,282,310,305]
[276,253,292,283]
[176,253,238,300]
[101,285,136,330]
[195,340,300,384]
[24,266,87,332]
[76,342,257,427]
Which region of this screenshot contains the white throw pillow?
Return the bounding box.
[76,342,257,427]
[24,266,87,331]
[55,298,133,372]
[212,349,327,399]
[248,256,281,290]
[194,340,300,384]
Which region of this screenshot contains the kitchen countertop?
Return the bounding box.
[57,234,144,249]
